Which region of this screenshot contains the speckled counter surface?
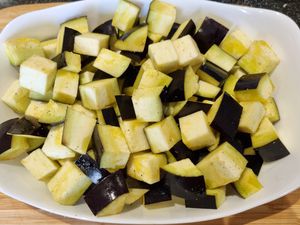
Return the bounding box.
[0,0,299,26]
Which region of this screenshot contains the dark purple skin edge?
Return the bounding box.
[52,52,67,69]
[92,127,103,166]
[163,70,186,102]
[256,139,290,162]
[185,195,217,209]
[234,74,265,91]
[169,140,203,164]
[62,27,80,52]
[119,24,148,41]
[115,95,136,120]
[0,118,19,154]
[101,107,119,127]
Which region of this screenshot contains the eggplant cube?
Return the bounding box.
[173,35,204,67]
[19,55,57,95]
[47,161,92,205]
[179,111,216,150]
[41,38,57,59]
[98,125,130,170]
[79,78,120,110]
[94,48,131,78]
[21,149,59,181]
[79,71,95,85]
[196,142,247,188]
[264,97,280,123]
[112,0,140,32]
[127,152,167,184]
[256,139,290,162]
[135,69,173,89]
[145,116,181,153]
[0,135,29,160]
[132,87,163,122]
[162,158,202,177]
[196,80,221,99]
[53,70,79,105]
[148,40,179,74]
[238,40,280,74]
[74,33,109,56]
[206,186,226,208]
[234,168,263,198]
[63,106,96,154]
[238,101,265,134]
[220,29,252,59]
[42,124,76,160]
[119,119,150,153]
[1,80,30,114]
[147,0,176,37]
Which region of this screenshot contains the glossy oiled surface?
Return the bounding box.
[0,2,299,225]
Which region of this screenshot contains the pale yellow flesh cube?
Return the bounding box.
[148,40,179,74]
[179,111,216,150]
[125,188,149,205]
[29,89,53,102]
[220,29,252,59]
[93,48,131,78]
[206,186,226,208]
[98,125,130,170]
[42,124,76,160]
[234,168,263,198]
[184,66,199,99]
[196,80,221,99]
[251,117,278,148]
[21,149,59,181]
[38,100,68,124]
[79,71,95,85]
[162,158,202,177]
[173,35,204,67]
[127,152,167,184]
[74,33,109,56]
[53,70,79,104]
[41,38,57,59]
[79,78,120,110]
[97,194,128,217]
[47,161,92,205]
[1,80,30,114]
[222,74,240,98]
[132,87,163,122]
[119,119,150,153]
[145,116,181,153]
[19,55,57,95]
[238,101,265,134]
[63,51,81,73]
[197,142,248,188]
[136,69,173,89]
[0,136,29,160]
[25,100,47,120]
[164,100,187,117]
[238,40,280,74]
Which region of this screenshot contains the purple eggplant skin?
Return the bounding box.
[234,74,264,91]
[81,55,96,68]
[62,27,80,52]
[126,176,150,189]
[144,179,171,205]
[84,170,129,215]
[93,19,116,35]
[211,92,242,139]
[256,139,290,162]
[166,22,180,39]
[169,141,202,164]
[185,195,217,209]
[93,70,114,80]
[115,95,136,120]
[92,127,104,165]
[220,134,244,154]
[121,38,153,63]
[236,132,252,150]
[0,118,18,154]
[163,70,186,102]
[201,61,228,85]
[75,154,110,184]
[101,107,119,127]
[245,155,263,176]
[7,117,49,138]
[193,17,229,54]
[52,52,67,69]
[175,101,212,120]
[177,20,196,38]
[165,172,206,199]
[122,65,140,89]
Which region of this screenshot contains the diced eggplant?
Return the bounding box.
[126,188,149,205]
[206,186,226,208]
[264,97,280,123]
[175,101,211,120]
[169,141,201,164]
[74,32,109,56]
[222,74,240,97]
[134,69,173,89]
[21,148,60,181]
[179,111,216,150]
[238,40,280,74]
[48,161,92,205]
[0,135,29,160]
[93,48,131,78]
[196,80,221,99]
[220,29,252,59]
[4,37,45,66]
[193,17,228,53]
[93,69,114,80]
[81,55,96,70]
[79,71,95,85]
[52,51,81,73]
[171,19,196,40]
[166,22,180,39]
[144,179,171,205]
[244,155,263,175]
[185,195,217,209]
[126,176,150,189]
[148,40,179,74]
[101,107,119,127]
[26,137,45,153]
[42,124,76,160]
[41,38,57,59]
[75,154,109,184]
[93,19,116,35]
[1,80,30,114]
[145,116,181,153]
[162,158,202,177]
[92,127,103,164]
[148,32,164,43]
[164,100,187,117]
[147,0,176,37]
[19,55,57,95]
[29,89,53,102]
[127,152,167,184]
[256,139,290,162]
[0,118,19,154]
[132,86,164,122]
[196,142,247,188]
[62,106,96,154]
[61,27,80,52]
[219,133,244,154]
[234,168,263,198]
[122,65,140,89]
[112,0,140,32]
[208,92,242,138]
[119,119,150,153]
[198,61,229,86]
[115,95,136,120]
[205,45,237,73]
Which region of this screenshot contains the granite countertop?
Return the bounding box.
[0,0,299,26]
